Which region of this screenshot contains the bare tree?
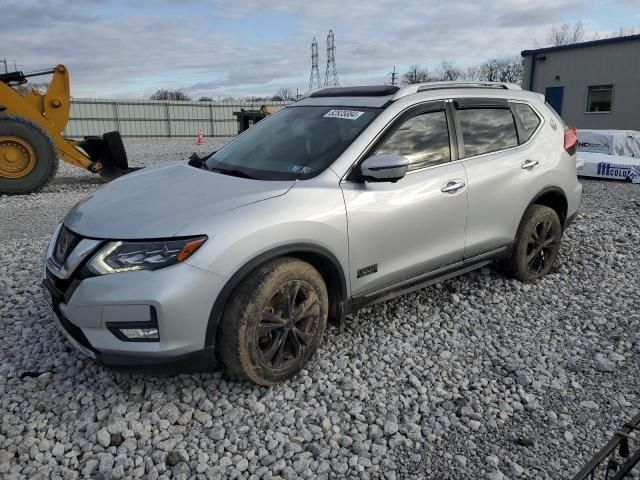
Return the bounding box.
[433,60,461,81]
[479,59,500,82]
[13,82,48,95]
[545,21,585,46]
[275,88,294,101]
[198,97,212,102]
[495,56,523,84]
[609,26,639,38]
[463,65,481,81]
[150,89,191,101]
[402,65,430,85]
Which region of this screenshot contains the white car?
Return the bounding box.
[577,129,640,183]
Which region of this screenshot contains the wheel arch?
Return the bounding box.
[529,186,568,228]
[204,243,348,348]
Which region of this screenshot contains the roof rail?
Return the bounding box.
[391,81,522,100]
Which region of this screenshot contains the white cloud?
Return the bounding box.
[0,0,622,98]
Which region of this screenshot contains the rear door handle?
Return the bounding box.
[521,159,539,169]
[441,179,466,194]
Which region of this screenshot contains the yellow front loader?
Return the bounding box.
[0,64,133,194]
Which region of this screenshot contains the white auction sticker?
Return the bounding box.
[323,109,365,120]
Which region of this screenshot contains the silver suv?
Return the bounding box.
[43,82,582,385]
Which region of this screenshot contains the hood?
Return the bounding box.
[64,163,294,239]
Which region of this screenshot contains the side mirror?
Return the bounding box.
[360,154,409,182]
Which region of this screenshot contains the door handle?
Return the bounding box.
[521,159,539,169]
[441,180,466,194]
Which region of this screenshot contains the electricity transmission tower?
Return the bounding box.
[324,30,339,87]
[308,37,321,91]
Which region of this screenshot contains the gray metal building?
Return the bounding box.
[521,34,640,130]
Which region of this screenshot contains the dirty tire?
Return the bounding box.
[217,257,329,385]
[0,115,58,195]
[502,204,562,282]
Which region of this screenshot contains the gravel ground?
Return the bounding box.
[1,138,639,480]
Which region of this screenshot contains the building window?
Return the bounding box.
[586,85,613,113]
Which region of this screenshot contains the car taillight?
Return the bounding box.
[564,127,578,155]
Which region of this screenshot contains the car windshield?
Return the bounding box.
[205,105,381,180]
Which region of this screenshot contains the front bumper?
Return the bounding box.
[43,255,227,371]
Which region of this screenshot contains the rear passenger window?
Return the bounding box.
[511,103,541,143]
[457,108,518,157]
[376,110,451,170]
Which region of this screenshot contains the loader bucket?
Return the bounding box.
[78,131,139,181]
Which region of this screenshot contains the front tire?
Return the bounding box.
[502,205,562,282]
[0,115,58,194]
[217,258,329,385]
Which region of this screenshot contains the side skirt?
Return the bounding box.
[345,244,510,314]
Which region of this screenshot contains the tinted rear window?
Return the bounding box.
[457,108,518,157]
[511,103,541,143]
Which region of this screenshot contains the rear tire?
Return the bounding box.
[217,258,329,385]
[0,115,58,194]
[502,204,562,282]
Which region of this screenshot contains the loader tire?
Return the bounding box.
[0,115,58,195]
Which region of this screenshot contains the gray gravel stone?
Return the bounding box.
[0,148,638,480]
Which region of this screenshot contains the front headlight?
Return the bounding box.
[87,236,207,275]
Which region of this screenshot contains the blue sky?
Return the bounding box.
[2,0,639,99]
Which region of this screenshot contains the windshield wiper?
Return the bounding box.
[208,166,255,179]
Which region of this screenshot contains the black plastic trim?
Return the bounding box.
[310,85,400,98]
[203,243,348,348]
[105,306,159,342]
[97,347,217,373]
[454,98,510,110]
[350,244,511,311]
[529,186,569,226]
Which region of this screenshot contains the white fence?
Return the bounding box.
[64,98,289,138]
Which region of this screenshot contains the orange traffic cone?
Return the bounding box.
[196,128,204,145]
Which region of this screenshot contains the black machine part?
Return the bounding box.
[78,131,138,181]
[0,68,57,86]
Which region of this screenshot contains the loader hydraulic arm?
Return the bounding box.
[0,64,96,171]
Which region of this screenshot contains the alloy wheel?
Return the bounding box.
[255,280,321,369]
[525,218,559,275]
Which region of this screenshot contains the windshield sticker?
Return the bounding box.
[288,165,313,174]
[324,109,365,120]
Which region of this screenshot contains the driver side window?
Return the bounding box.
[375,110,451,171]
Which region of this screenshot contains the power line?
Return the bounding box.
[308,37,321,91]
[324,30,339,87]
[389,66,398,86]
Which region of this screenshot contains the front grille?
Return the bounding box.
[54,227,81,265]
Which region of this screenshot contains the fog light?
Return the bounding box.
[118,328,159,340]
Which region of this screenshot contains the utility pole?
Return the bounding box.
[0,58,7,73]
[389,66,398,86]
